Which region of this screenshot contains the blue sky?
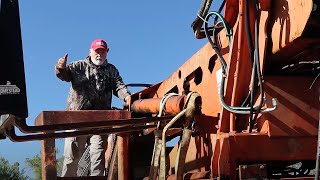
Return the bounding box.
[0,0,222,177]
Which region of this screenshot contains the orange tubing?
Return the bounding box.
[131,95,185,115]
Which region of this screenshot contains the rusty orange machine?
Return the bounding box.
[1,0,319,179]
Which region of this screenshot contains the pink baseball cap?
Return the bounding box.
[90,39,108,51]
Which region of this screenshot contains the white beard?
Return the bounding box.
[91,57,105,66]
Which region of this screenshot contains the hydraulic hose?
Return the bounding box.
[204,10,267,115]
[249,0,266,131]
[244,0,258,129]
[204,11,253,114]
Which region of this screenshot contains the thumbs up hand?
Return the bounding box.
[56,53,68,69]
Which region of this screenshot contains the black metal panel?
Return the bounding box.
[0,0,28,118]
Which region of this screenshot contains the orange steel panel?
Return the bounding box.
[258,0,271,76]
[223,0,253,133]
[266,0,320,69]
[228,134,317,161]
[224,0,239,28]
[168,135,212,175]
[231,0,252,113]
[153,43,222,115]
[217,133,235,179]
[146,43,225,134]
[147,41,226,177]
[214,133,317,178]
[258,76,319,137]
[130,43,223,137]
[269,0,313,54]
[130,82,162,99]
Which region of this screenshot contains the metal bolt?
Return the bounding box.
[260,165,265,169]
[242,165,247,170]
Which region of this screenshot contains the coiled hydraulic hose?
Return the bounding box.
[204,11,252,114]
[203,10,268,115]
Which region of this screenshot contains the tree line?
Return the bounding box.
[0,153,63,180]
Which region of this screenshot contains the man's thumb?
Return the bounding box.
[63,53,68,62]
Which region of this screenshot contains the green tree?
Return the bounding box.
[25,153,63,180]
[0,157,29,180]
[25,155,41,180]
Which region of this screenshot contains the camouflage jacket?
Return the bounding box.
[55,56,130,110]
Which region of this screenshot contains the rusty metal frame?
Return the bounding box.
[1,110,176,180]
[3,111,173,141]
[5,124,155,142]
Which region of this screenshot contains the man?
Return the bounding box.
[55,39,131,177]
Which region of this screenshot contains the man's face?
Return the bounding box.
[90,48,107,66]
